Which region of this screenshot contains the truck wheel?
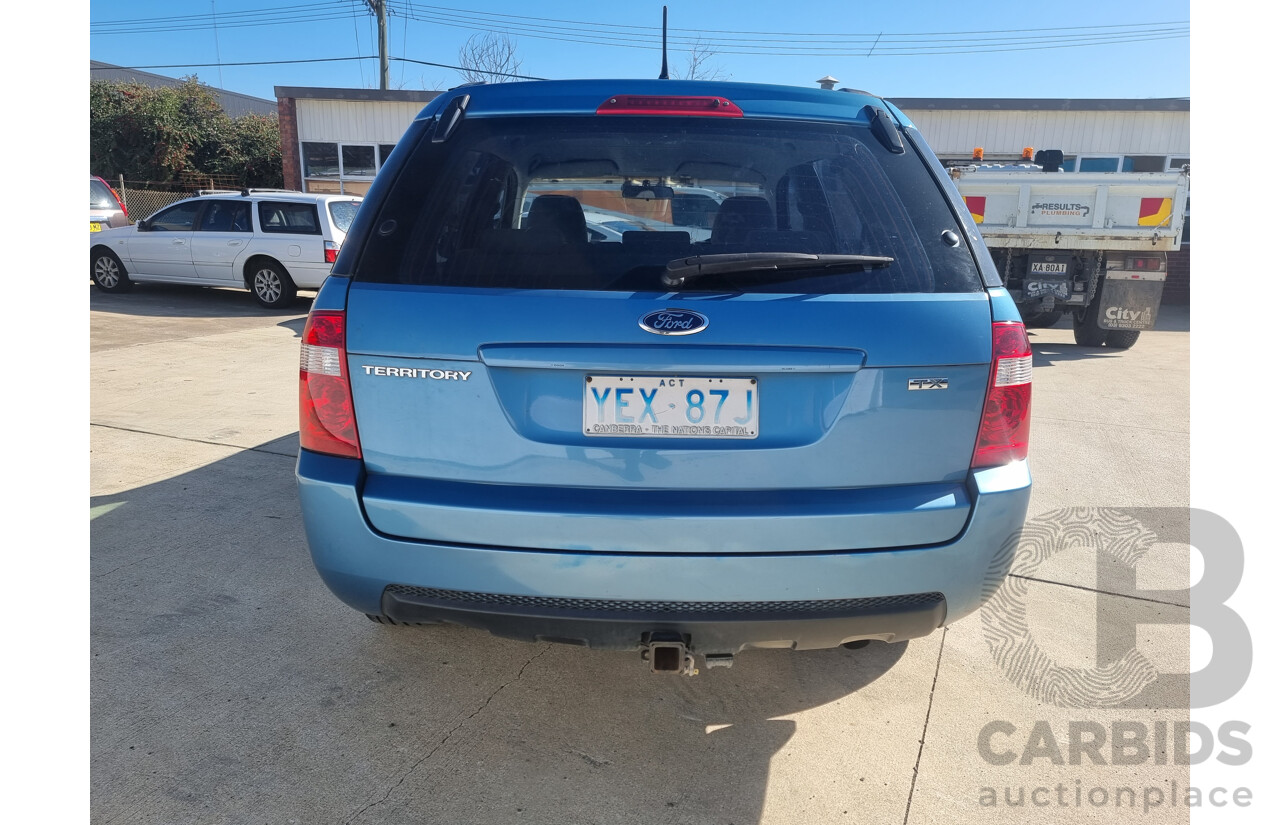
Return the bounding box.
[1023,310,1064,328]
[1105,329,1141,349]
[1072,305,1108,347]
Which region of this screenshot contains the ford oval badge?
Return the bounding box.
[639,309,709,336]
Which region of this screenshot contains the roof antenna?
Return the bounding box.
[658,6,670,79]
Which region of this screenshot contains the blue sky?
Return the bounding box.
[89,0,1190,102]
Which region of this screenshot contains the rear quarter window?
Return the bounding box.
[354,116,982,294]
[258,201,321,235]
[327,200,361,233]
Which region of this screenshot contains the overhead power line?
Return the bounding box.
[89,55,547,81]
[388,2,1185,38]
[91,1,361,34]
[90,56,378,70]
[91,1,354,28]
[91,2,1188,58]
[384,5,1188,55]
[393,56,544,80]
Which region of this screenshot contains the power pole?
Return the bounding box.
[365,1,390,90]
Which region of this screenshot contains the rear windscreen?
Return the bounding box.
[90,179,118,210]
[354,116,982,294]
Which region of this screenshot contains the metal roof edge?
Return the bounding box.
[91,60,275,107]
[273,86,444,103]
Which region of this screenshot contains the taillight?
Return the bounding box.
[971,321,1032,469]
[1123,255,1164,272]
[300,310,361,458]
[596,95,744,117]
[324,241,340,264]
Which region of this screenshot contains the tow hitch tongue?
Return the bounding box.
[641,633,733,676]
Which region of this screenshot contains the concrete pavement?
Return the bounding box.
[91,282,1192,824]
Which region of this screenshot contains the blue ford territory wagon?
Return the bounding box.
[296,80,1032,673]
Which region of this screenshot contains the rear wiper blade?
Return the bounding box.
[662,252,894,289]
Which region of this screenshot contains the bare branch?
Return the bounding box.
[457,32,524,83]
[674,38,731,81]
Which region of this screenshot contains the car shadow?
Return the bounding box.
[88,282,316,319]
[276,317,307,338]
[91,439,910,824]
[1029,338,1122,367]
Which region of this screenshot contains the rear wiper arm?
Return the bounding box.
[662,252,895,289]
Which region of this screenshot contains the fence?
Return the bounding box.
[109,173,252,223]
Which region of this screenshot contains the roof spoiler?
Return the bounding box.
[863,105,904,154]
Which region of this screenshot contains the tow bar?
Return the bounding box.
[641,632,734,675]
[642,638,697,675]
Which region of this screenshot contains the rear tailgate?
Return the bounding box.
[337,84,998,555]
[348,283,992,553]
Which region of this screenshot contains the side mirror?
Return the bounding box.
[136,218,151,231]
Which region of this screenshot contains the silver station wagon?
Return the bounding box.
[90,190,361,308]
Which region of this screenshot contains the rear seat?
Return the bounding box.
[446,227,841,289]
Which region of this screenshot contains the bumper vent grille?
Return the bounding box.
[384,585,944,617]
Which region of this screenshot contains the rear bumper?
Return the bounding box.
[296,451,1031,653]
[283,261,333,289]
[381,586,948,650]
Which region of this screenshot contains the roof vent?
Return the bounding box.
[816,75,839,91]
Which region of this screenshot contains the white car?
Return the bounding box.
[89,190,362,309]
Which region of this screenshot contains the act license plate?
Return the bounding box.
[90,222,102,232]
[583,375,758,438]
[1030,261,1068,274]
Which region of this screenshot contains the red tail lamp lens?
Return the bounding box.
[1124,256,1164,271]
[972,321,1032,469]
[299,311,361,459]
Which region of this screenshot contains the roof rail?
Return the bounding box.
[196,187,302,197]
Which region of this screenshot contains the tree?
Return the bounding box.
[674,38,731,81]
[457,32,524,83]
[90,78,282,187]
[219,114,285,189]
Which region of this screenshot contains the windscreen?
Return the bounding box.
[354,116,982,294]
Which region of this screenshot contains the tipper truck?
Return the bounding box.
[949,149,1189,348]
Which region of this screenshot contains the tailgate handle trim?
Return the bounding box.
[478,343,867,373]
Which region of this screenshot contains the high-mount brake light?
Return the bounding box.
[596,95,744,117]
[299,310,361,459]
[972,321,1032,469]
[325,240,340,264]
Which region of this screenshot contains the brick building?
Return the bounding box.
[274,87,441,197]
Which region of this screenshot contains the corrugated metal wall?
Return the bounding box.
[296,99,424,143]
[900,110,1190,157]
